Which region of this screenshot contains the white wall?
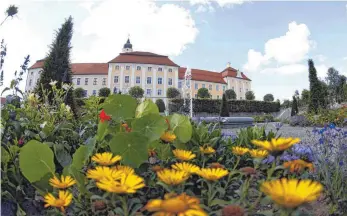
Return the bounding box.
[72,74,108,97]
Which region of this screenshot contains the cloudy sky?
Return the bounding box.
[0,0,346,101]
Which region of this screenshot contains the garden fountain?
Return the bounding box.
[181,67,193,118]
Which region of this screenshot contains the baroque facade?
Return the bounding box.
[26,39,251,103]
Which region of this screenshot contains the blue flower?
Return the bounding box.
[339,161,344,167]
[262,155,275,164]
[319,138,324,144]
[312,127,319,133]
[319,128,326,134]
[274,122,283,131]
[329,123,335,129]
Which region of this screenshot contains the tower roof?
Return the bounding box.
[123,38,132,49]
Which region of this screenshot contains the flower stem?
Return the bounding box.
[233,156,240,170]
[207,181,216,208]
[120,195,129,216]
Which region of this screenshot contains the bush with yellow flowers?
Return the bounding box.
[2,94,335,215]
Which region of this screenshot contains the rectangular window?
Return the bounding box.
[148,67,152,72]
[168,68,172,72]
[157,77,162,85]
[102,78,106,85]
[209,84,212,90]
[240,97,243,100]
[85,78,88,85]
[77,78,81,85]
[29,79,32,86]
[93,78,97,85]
[136,76,141,84]
[158,67,162,72]
[147,77,152,84]
[195,94,197,98]
[114,76,119,83]
[168,78,173,86]
[137,66,141,70]
[217,95,220,99]
[93,90,96,96]
[125,76,130,83]
[157,89,162,96]
[216,85,219,91]
[126,66,130,70]
[195,83,198,90]
[178,81,182,89]
[146,89,151,96]
[223,86,226,92]
[202,84,205,88]
[115,65,120,70]
[83,90,87,97]
[240,88,242,92]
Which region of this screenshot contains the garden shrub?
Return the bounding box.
[155,99,165,112]
[169,99,280,113]
[98,87,110,97]
[166,87,181,99]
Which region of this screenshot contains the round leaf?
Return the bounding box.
[71,146,89,170]
[19,140,55,183]
[168,114,192,143]
[135,99,159,118]
[132,114,167,142]
[109,132,148,168]
[103,94,137,122]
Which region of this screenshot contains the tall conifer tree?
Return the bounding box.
[308,59,321,114]
[35,16,77,116]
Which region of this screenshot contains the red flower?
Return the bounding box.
[99,109,111,123]
[18,137,24,146]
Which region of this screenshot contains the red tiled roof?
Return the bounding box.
[179,67,227,84]
[109,51,179,67]
[221,67,251,81]
[29,60,108,75]
[71,63,108,75]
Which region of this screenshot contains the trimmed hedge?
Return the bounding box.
[169,99,280,113]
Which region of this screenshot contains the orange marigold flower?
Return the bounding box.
[283,159,314,173]
[99,109,111,123]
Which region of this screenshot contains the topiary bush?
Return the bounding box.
[166,87,181,99]
[98,87,110,97]
[155,99,165,112]
[169,99,280,113]
[74,87,85,98]
[225,89,236,100]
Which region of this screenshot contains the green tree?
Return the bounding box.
[245,91,255,100]
[34,16,77,116]
[166,87,181,99]
[263,94,274,102]
[337,75,346,103]
[197,88,211,99]
[282,99,291,108]
[319,80,329,109]
[308,59,322,114]
[301,89,310,105]
[291,96,298,116]
[155,99,165,112]
[225,89,236,100]
[220,93,229,117]
[128,86,144,99]
[74,87,85,98]
[98,87,110,97]
[325,67,340,103]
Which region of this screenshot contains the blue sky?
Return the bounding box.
[1,0,346,101]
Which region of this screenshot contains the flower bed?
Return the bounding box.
[1,86,346,215]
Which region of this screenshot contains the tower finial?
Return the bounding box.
[227,62,231,68]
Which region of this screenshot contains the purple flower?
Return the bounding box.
[319,138,324,144]
[319,128,326,134]
[274,122,283,131]
[262,155,275,164]
[339,161,344,166]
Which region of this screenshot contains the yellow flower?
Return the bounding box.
[144,193,208,216]
[157,169,190,185]
[249,149,269,158]
[231,147,250,156]
[283,160,314,173]
[171,162,200,174]
[49,175,76,189]
[91,152,122,165]
[173,149,196,161]
[251,137,300,152]
[261,178,323,208]
[44,190,73,213]
[111,165,135,176]
[161,131,176,143]
[87,166,124,181]
[197,168,229,181]
[96,174,145,194]
[199,146,216,154]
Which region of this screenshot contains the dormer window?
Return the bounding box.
[168,68,172,72]
[115,65,120,70]
[148,67,152,72]
[158,67,162,72]
[126,66,130,70]
[137,66,141,70]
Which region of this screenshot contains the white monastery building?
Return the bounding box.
[26,38,252,103]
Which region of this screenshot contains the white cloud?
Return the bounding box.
[243,21,314,74]
[343,56,347,60]
[195,4,215,13]
[76,0,198,62]
[259,64,307,75]
[315,64,329,80]
[190,0,246,12]
[315,54,327,62]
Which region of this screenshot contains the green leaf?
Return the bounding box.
[168,114,192,143]
[210,198,229,207]
[135,99,159,118]
[85,137,97,156]
[103,94,137,122]
[32,173,53,195]
[69,166,87,194]
[1,147,10,165]
[53,144,72,167]
[71,146,89,170]
[156,144,172,160]
[96,121,108,141]
[19,140,55,183]
[109,132,148,168]
[132,114,167,142]
[173,142,188,150]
